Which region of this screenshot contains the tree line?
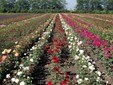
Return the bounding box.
[76,0,113,13]
[0,0,67,13]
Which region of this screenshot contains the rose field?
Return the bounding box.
[0,13,113,85]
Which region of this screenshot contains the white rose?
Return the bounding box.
[79,50,84,55]
[96,77,101,82]
[32,46,36,50]
[17,71,22,76]
[30,48,32,51]
[89,65,95,71]
[23,67,29,71]
[76,75,79,79]
[75,55,79,60]
[30,58,34,62]
[85,56,90,60]
[77,79,83,84]
[15,79,19,83]
[6,74,10,78]
[48,35,50,38]
[70,38,73,41]
[82,57,85,60]
[88,62,92,66]
[92,61,96,64]
[19,81,25,85]
[106,81,109,84]
[75,37,77,40]
[96,71,101,76]
[82,65,87,68]
[11,78,16,82]
[84,78,89,81]
[68,45,71,49]
[78,41,83,46]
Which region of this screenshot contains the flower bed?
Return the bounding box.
[0,14,52,52]
[60,14,113,84]
[71,14,113,45]
[0,13,40,25]
[0,13,113,85]
[2,16,56,85]
[45,15,73,85]
[0,15,55,83]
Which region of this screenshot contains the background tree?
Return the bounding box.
[0,0,7,12]
[76,0,90,10]
[106,0,113,10]
[0,0,67,13]
[90,0,102,10]
[6,0,16,12]
[76,0,103,11]
[15,0,30,12]
[75,0,113,13]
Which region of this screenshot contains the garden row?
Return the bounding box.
[0,14,113,85]
[0,13,39,26]
[0,14,52,52]
[71,14,113,40]
[0,14,55,83]
[62,13,113,84]
[0,14,98,85]
[1,15,56,85]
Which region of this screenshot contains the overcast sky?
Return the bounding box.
[66,0,77,10]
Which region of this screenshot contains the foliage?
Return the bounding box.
[0,0,66,13]
[76,0,113,13]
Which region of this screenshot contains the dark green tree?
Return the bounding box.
[0,0,7,12]
[89,0,102,10]
[76,0,103,11]
[15,0,30,12]
[0,0,67,13]
[106,0,113,10]
[6,0,16,12]
[76,0,90,10]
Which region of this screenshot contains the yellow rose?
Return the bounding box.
[6,49,12,54]
[2,49,7,54]
[16,45,21,48]
[15,41,18,44]
[15,52,19,57]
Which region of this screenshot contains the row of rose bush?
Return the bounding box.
[72,14,113,42]
[70,14,113,68]
[67,14,112,43]
[45,15,73,85]
[0,15,55,83]
[0,14,51,52]
[75,14,113,23]
[1,13,112,85]
[0,14,39,25]
[60,14,113,84]
[61,14,113,77]
[67,14,92,28]
[1,15,56,85]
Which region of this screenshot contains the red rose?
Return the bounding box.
[47,49,54,54]
[65,73,69,78]
[60,81,66,85]
[52,56,60,63]
[44,46,49,50]
[53,67,59,71]
[47,81,53,85]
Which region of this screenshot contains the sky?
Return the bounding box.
[66,0,77,10]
